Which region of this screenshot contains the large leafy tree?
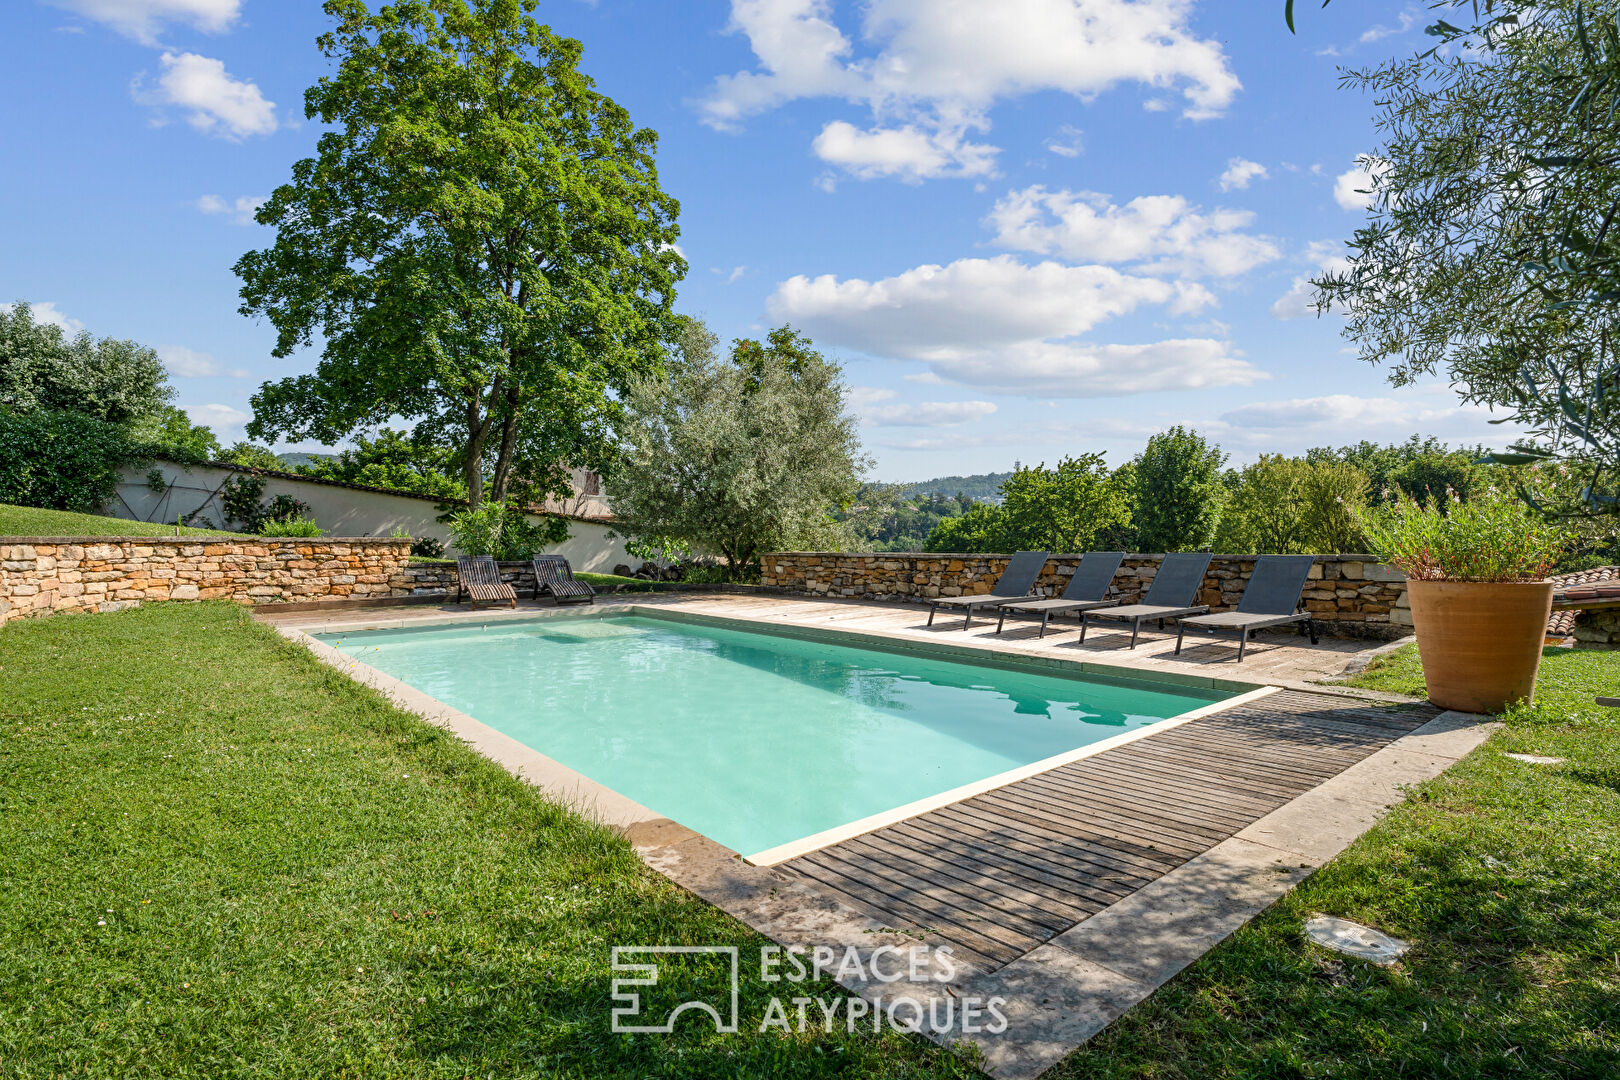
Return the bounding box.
[1130,426,1226,552]
[239,0,684,510]
[611,322,868,580]
[0,301,171,425]
[1310,1,1620,513]
[999,456,1132,553]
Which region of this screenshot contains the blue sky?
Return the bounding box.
[1,1,1506,482]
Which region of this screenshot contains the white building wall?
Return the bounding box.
[108,461,637,572]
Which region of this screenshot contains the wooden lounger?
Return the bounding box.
[455,555,517,608]
[532,555,595,604]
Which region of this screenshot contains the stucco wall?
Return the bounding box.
[108,461,636,571]
[760,551,1412,639]
[0,537,413,626]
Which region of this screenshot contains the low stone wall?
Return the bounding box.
[760,552,1412,639]
[400,560,537,599]
[0,537,413,625]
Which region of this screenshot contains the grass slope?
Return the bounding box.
[0,503,240,539]
[2,605,1616,1077]
[0,603,965,1079]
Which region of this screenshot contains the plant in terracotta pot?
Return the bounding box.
[1361,493,1571,713]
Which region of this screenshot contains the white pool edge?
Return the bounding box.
[741,685,1282,866]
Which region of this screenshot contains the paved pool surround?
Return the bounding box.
[761,552,1413,639]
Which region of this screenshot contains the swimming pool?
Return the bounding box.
[320,613,1234,861]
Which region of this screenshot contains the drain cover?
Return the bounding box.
[1304,915,1410,967]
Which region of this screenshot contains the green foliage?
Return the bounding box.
[999,455,1132,553]
[1307,436,1484,508]
[409,535,445,559]
[1314,3,1620,514]
[296,427,465,499]
[0,407,135,513]
[446,500,565,561]
[128,406,222,464]
[612,321,867,580]
[0,300,172,425]
[1130,426,1226,552]
[1218,457,1372,554]
[1361,493,1571,581]
[256,514,325,537]
[923,502,1013,553]
[219,442,284,471]
[841,485,978,552]
[218,474,313,534]
[239,0,683,509]
[903,471,1014,501]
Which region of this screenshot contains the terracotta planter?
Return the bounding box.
[1407,579,1554,713]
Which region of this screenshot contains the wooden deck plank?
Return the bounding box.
[778,689,1437,969]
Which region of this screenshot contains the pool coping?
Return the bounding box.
[268,600,1497,1079]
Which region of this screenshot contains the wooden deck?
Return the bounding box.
[778,690,1439,970]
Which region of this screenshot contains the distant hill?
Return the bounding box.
[276,452,338,470]
[903,471,1013,502]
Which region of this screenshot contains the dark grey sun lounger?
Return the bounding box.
[1079,551,1213,649]
[456,555,517,608]
[994,551,1126,637]
[926,550,1051,629]
[532,554,595,604]
[1174,554,1318,660]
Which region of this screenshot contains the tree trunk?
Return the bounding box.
[489,383,523,505]
[465,392,489,510]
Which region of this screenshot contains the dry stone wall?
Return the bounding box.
[0,537,413,625]
[760,552,1412,639]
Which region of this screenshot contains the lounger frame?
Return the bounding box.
[926,551,1051,630]
[1173,554,1319,661]
[455,555,517,609]
[994,552,1127,637]
[1079,552,1214,649]
[532,554,595,605]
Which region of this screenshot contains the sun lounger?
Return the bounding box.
[532,554,595,604]
[455,555,517,609]
[994,552,1126,637]
[926,550,1051,629]
[1080,551,1213,649]
[1173,554,1319,660]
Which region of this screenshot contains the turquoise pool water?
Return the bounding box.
[320,615,1228,857]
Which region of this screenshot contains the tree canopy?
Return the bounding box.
[1130,426,1226,552]
[610,322,867,579]
[0,301,171,426]
[238,0,684,510]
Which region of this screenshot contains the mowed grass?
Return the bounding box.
[2,603,1617,1078]
[0,502,240,538]
[1051,648,1620,1079]
[1342,642,1620,722]
[0,603,970,1079]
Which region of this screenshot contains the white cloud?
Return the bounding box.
[135,52,276,140]
[1271,241,1352,320]
[1212,384,1514,452]
[49,0,240,45]
[196,194,266,225]
[185,402,252,439]
[158,344,247,378]
[701,0,1240,182]
[1361,8,1419,44]
[0,300,84,335]
[1216,157,1267,192]
[864,399,999,426]
[811,120,999,181]
[986,186,1281,279]
[767,255,1265,397]
[1333,154,1386,211]
[1044,124,1084,158]
[903,370,943,384]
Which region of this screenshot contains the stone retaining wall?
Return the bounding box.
[0,537,413,625]
[760,552,1412,639]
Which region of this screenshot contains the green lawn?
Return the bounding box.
[0,502,241,538]
[2,604,1616,1077]
[1340,642,1620,723]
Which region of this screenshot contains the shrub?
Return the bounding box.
[447,501,563,561]
[410,535,445,559]
[256,515,324,537]
[1359,493,1570,582]
[0,406,135,513]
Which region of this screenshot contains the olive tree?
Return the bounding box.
[610,322,868,580]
